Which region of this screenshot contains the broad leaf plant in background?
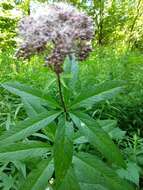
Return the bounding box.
[0,2,136,190]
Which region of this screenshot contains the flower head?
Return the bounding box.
[16,2,94,73]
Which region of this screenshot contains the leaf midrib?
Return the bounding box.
[71,87,122,107]
[0,112,60,145]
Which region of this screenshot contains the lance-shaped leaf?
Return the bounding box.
[58,167,81,190]
[98,120,126,140]
[0,111,60,145]
[57,167,107,190]
[22,98,56,141]
[73,152,134,190]
[0,141,51,161]
[54,119,74,188]
[64,55,79,90]
[20,159,54,190]
[70,112,125,168]
[22,98,47,118]
[22,98,57,141]
[70,81,123,109]
[1,82,60,108]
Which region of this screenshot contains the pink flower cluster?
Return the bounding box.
[16,3,94,73]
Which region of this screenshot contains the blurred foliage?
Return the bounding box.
[0,1,18,50]
[67,0,143,50]
[1,0,143,51]
[80,47,143,133]
[1,0,143,189]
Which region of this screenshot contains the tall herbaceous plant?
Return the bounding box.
[0,2,135,190]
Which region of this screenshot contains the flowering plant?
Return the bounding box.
[0,3,134,190]
[16,2,93,73]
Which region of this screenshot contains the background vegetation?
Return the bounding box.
[0,0,143,189]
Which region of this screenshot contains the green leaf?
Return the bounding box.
[59,167,106,190]
[70,81,123,109]
[73,152,135,190]
[0,111,61,145]
[63,55,79,105]
[73,132,88,144]
[0,141,51,161]
[117,162,140,186]
[20,159,54,190]
[137,154,143,166]
[2,82,60,108]
[58,167,81,190]
[13,161,26,178]
[98,120,117,131]
[43,122,57,142]
[0,172,15,190]
[22,98,56,141]
[22,98,47,118]
[109,128,126,140]
[54,119,73,187]
[70,112,125,168]
[79,184,107,190]
[64,55,79,90]
[98,120,126,140]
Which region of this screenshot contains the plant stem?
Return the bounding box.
[56,73,68,116]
